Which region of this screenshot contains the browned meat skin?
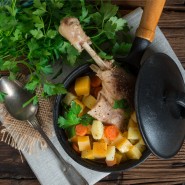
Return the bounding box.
[88,95,126,130]
[97,67,135,106]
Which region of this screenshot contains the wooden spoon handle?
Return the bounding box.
[136,0,166,42]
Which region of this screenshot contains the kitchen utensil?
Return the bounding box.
[0,76,88,185]
[115,0,185,158]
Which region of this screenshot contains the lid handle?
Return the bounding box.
[136,0,166,42]
[166,91,185,119]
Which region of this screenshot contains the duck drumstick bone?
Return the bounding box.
[59,17,111,70]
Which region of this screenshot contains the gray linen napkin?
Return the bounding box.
[2,7,184,185]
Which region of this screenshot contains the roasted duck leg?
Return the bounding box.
[59,17,135,130]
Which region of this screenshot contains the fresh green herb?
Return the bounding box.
[58,101,81,129]
[0,0,132,101]
[113,98,129,109]
[22,95,38,108]
[0,91,7,102]
[80,114,94,126]
[113,98,131,118]
[58,101,94,129]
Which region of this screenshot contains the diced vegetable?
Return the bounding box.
[90,75,102,87]
[110,132,124,146]
[127,118,137,129]
[106,146,116,161]
[122,131,128,138]
[104,125,119,141]
[128,127,141,140]
[91,120,104,140]
[82,95,97,109]
[75,124,88,136]
[75,76,90,96]
[126,146,142,160]
[135,142,146,153]
[106,158,117,166]
[131,112,137,123]
[81,150,94,159]
[63,92,77,105]
[116,137,133,153]
[115,152,123,164]
[74,99,85,116]
[77,136,91,151]
[93,142,107,158]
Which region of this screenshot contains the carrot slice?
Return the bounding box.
[104,125,119,141]
[91,76,102,87]
[75,124,88,136]
[72,143,80,153]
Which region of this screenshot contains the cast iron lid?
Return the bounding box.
[135,53,185,159]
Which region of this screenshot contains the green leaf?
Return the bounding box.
[100,3,118,21]
[46,30,57,39]
[104,19,117,39]
[113,42,132,55]
[41,65,53,74]
[98,51,113,60]
[22,95,38,108]
[11,29,22,41]
[43,82,67,96]
[30,29,44,39]
[109,17,127,31]
[91,12,102,26]
[80,114,94,126]
[113,98,129,109]
[0,91,7,103]
[25,77,39,92]
[66,44,79,65]
[33,0,46,16]
[50,0,64,9]
[58,101,81,129]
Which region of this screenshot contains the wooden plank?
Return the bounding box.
[0,180,40,185]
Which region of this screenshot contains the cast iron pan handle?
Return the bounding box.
[136,0,166,42]
[117,0,166,73]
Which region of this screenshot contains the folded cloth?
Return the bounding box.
[2,7,184,185]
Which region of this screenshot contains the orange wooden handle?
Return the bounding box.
[136,0,166,42]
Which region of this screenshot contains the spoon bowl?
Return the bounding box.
[0,77,37,120]
[0,76,88,185]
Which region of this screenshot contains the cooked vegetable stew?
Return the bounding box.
[58,74,146,166]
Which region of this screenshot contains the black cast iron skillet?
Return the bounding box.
[54,0,184,172]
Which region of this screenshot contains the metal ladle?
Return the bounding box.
[0,76,88,185]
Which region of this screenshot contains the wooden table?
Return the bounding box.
[0,1,185,185]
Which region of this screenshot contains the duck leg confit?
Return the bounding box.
[59,17,135,131]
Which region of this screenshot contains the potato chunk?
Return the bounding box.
[77,136,91,151]
[126,146,142,160]
[81,150,94,159]
[106,146,116,161]
[116,137,133,153]
[63,92,77,105]
[128,127,141,140]
[91,120,104,140]
[82,95,97,109]
[75,76,90,96]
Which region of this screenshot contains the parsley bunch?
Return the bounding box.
[0,0,132,103]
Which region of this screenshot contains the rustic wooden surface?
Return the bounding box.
[0,0,185,184]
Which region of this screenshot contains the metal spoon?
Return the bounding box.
[0,76,88,185]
